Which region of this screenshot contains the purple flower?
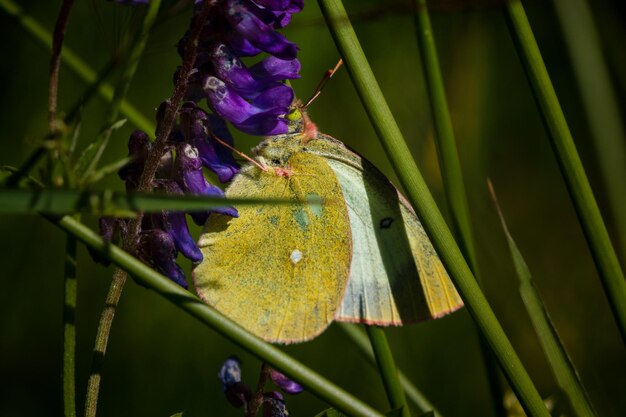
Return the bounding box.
[177,103,240,183]
[218,356,243,389]
[269,369,303,395]
[203,76,293,135]
[218,356,252,408]
[174,143,239,225]
[224,0,298,60]
[184,0,302,136]
[137,229,187,288]
[96,0,302,287]
[263,391,289,417]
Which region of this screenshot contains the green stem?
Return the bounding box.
[317,1,548,415]
[84,268,127,417]
[503,0,626,344]
[412,1,505,415]
[338,323,441,415]
[48,214,384,417]
[0,0,154,133]
[552,0,626,262]
[365,326,410,417]
[63,220,78,417]
[48,0,75,133]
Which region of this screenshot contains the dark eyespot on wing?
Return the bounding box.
[379,217,394,229]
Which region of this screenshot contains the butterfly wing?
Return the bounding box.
[306,134,463,325]
[193,151,352,343]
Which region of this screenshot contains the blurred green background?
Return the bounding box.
[1,0,625,415]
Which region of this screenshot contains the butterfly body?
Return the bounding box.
[193,109,462,344]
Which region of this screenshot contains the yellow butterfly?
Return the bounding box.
[192,106,463,344]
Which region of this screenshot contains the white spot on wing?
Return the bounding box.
[290,249,303,265]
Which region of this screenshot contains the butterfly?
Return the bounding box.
[192,105,463,344]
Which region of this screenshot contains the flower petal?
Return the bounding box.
[155,181,203,263]
[232,113,289,136]
[138,229,187,288]
[118,130,151,190]
[218,356,243,390]
[269,369,304,395]
[226,0,298,60]
[249,56,300,82]
[250,83,294,114]
[175,143,239,223]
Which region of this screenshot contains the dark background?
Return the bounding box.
[1,0,625,416]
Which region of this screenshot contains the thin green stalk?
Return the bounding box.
[412,1,505,415]
[48,0,75,133]
[552,0,626,262]
[63,219,79,417]
[4,147,49,188]
[338,323,441,416]
[317,1,549,415]
[84,268,126,417]
[503,0,626,344]
[48,214,384,417]
[489,180,597,417]
[82,2,162,416]
[0,0,153,133]
[365,326,410,417]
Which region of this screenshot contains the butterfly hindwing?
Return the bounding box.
[304,134,463,324]
[193,151,352,343]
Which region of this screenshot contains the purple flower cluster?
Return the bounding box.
[100,106,239,287]
[180,0,302,135]
[102,1,303,287]
[218,357,303,416]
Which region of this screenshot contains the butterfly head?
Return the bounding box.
[252,101,319,169]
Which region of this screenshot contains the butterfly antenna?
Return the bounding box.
[303,59,343,109]
[211,133,268,172]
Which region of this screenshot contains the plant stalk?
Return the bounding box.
[503,0,626,344]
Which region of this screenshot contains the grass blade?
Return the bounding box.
[0,188,301,216]
[412,1,505,414]
[552,0,626,262]
[503,0,626,344]
[339,323,442,416]
[62,219,78,417]
[365,326,410,417]
[488,180,598,417]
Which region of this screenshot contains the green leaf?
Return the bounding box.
[0,188,314,216]
[418,411,435,417]
[73,119,127,183]
[489,180,597,417]
[86,156,133,185]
